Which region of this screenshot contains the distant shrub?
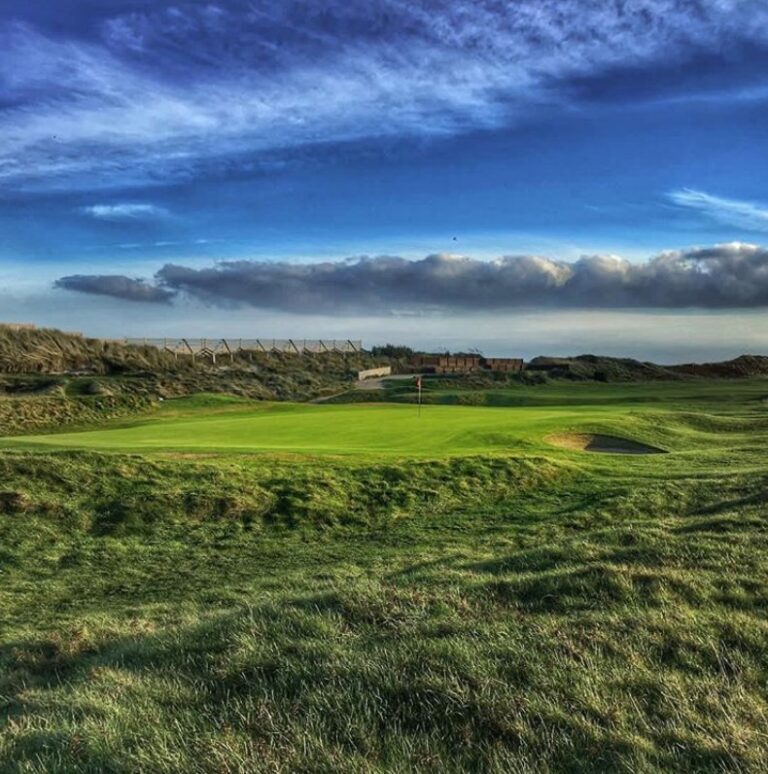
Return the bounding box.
[370,344,414,359]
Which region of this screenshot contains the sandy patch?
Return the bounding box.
[548,433,666,455]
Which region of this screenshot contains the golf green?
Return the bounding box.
[0,400,654,456]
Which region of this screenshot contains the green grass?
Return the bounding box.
[6,379,768,458]
[1,401,642,456]
[2,380,768,771]
[343,373,768,406]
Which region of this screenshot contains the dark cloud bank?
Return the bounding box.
[55,243,768,313]
[54,274,175,304]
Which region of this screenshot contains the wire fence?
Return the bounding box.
[123,338,363,359]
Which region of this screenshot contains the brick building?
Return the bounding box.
[412,354,524,374]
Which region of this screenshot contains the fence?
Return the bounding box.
[123,338,363,363]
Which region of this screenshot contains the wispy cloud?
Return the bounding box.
[2,1,768,190]
[80,203,169,220]
[54,242,768,311]
[668,189,768,232]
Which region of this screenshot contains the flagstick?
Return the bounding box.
[418,376,422,417]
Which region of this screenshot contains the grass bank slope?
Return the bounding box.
[0,326,384,414]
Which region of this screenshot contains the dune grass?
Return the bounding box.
[2,380,768,771]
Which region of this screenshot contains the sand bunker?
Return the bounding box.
[548,433,666,455]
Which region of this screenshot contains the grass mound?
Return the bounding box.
[0,393,156,435]
[0,450,563,533]
[0,325,177,374]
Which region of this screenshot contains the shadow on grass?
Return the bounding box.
[2,553,766,772]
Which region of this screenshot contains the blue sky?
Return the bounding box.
[2,0,768,359]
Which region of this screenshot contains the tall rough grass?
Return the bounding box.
[1,443,767,771]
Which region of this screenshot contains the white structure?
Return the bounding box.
[358,366,392,380]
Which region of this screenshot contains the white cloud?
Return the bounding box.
[80,203,169,220]
[669,189,768,232]
[1,1,767,190]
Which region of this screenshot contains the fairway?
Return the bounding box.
[0,398,673,456]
